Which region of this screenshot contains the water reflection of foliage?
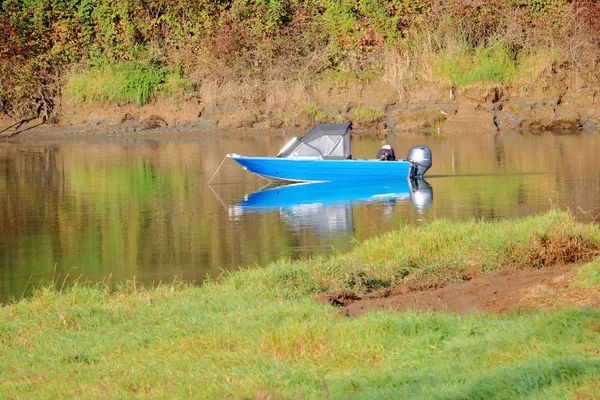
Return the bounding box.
[0,147,65,298]
[0,141,317,299]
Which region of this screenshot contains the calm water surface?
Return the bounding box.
[1,131,599,300]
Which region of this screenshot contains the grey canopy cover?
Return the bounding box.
[277,123,352,159]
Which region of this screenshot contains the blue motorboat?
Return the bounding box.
[229,123,432,183]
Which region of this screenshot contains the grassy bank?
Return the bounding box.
[1,211,600,398]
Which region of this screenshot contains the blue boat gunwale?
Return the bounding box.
[229,154,415,183]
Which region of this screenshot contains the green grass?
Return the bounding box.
[576,258,600,287]
[348,106,385,125]
[66,62,167,105]
[435,42,565,89]
[302,103,346,124]
[162,66,195,96]
[437,43,518,86]
[1,211,600,398]
[306,210,600,292]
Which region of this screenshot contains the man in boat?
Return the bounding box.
[377,140,396,161]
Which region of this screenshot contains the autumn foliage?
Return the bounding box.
[1,0,599,118]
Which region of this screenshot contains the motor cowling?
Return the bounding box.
[407,146,432,178]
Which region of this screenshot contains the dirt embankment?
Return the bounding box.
[1,72,599,140]
[318,263,600,317]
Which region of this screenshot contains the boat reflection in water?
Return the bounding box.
[229,179,433,236]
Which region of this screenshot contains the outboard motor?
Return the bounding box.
[407,146,432,178]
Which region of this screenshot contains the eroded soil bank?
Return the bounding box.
[319,263,600,317]
[2,73,599,140]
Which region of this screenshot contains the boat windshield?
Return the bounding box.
[276,123,352,159]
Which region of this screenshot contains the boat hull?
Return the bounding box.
[231,156,412,182]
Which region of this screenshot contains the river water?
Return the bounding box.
[1,130,598,301]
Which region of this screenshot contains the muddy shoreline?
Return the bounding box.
[319,263,600,316]
[2,76,599,142]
